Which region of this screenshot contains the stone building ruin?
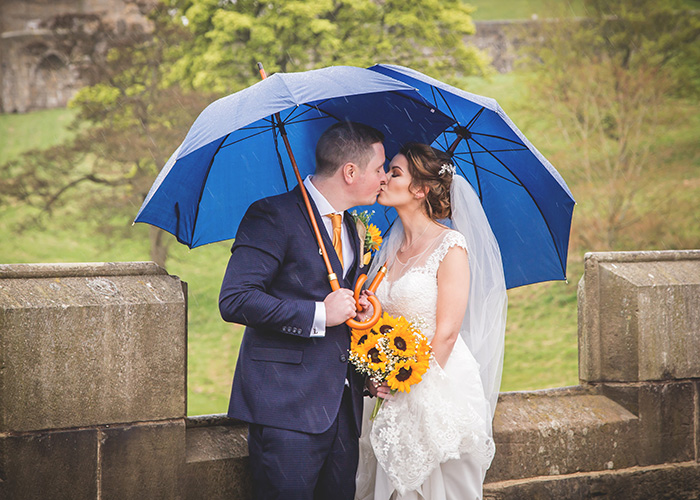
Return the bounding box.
[0,1,532,114]
[0,0,156,113]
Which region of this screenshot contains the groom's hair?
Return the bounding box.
[315,122,384,177]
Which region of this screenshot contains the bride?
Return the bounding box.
[355,143,507,500]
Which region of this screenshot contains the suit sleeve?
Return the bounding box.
[219,198,316,336]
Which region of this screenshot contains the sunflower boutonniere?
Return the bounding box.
[352,210,382,267]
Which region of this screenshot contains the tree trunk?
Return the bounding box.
[149,226,171,268]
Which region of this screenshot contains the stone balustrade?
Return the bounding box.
[1,251,698,499]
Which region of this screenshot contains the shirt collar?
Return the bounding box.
[304,175,341,217]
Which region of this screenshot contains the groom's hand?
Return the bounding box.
[324,288,357,326]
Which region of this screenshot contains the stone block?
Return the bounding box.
[598,381,696,466]
[637,381,695,466]
[0,262,186,432]
[486,387,638,483]
[185,415,252,500]
[578,251,700,383]
[0,428,97,500]
[100,419,186,500]
[484,461,700,500]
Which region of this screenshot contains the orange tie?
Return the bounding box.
[327,213,343,268]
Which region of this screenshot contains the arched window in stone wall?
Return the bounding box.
[31,52,74,110]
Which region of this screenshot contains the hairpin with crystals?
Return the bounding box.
[438,163,456,177]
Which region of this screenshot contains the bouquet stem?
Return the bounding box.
[370,389,397,421]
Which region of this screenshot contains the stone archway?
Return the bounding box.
[31,51,74,110]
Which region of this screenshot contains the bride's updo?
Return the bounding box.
[400,142,454,220]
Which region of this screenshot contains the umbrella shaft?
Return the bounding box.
[276,113,339,289]
[257,61,338,289]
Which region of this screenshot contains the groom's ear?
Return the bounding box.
[341,162,357,184]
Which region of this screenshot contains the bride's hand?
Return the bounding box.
[354,290,375,322]
[367,379,393,400]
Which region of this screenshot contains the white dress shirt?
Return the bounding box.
[303,176,355,337]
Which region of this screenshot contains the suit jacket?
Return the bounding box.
[219,185,365,435]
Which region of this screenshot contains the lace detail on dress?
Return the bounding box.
[367,229,495,496]
[423,230,468,273]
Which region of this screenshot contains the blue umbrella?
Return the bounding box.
[134,65,454,249]
[367,64,575,289]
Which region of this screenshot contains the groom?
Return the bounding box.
[219,121,387,499]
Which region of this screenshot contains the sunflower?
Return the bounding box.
[351,330,379,358]
[414,335,432,366]
[374,312,399,336]
[365,343,388,372]
[386,323,416,357]
[366,223,383,252]
[387,358,425,393]
[351,328,370,347]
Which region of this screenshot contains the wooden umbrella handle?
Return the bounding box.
[345,264,387,330]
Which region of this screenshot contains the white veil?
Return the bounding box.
[368,175,507,425]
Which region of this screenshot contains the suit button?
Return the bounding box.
[340,353,348,362]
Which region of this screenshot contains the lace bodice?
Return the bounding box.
[376,230,467,342]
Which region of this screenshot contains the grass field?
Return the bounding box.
[467,0,700,21]
[2,66,698,415]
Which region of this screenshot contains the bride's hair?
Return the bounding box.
[400,142,453,220]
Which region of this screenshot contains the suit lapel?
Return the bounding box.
[344,210,362,284]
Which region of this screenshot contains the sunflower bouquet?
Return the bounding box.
[349,313,432,420]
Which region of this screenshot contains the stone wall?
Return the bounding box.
[0,4,529,113]
[0,0,155,113]
[0,262,187,499]
[1,251,698,498]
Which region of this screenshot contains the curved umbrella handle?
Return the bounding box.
[345,263,387,330]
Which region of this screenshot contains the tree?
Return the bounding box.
[1,0,489,267]
[166,0,489,93]
[524,0,700,250]
[0,6,215,267]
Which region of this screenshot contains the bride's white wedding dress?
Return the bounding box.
[355,230,495,500]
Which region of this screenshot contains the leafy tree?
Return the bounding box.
[166,0,489,93]
[1,6,215,266]
[524,0,700,250]
[1,0,488,267]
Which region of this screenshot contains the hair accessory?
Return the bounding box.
[438,163,456,177]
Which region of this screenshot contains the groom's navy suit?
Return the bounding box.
[219,184,365,499]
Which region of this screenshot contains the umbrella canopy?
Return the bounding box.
[367,64,576,289]
[134,66,455,248]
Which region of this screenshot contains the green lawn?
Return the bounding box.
[0,108,77,162]
[468,0,585,21]
[3,63,698,414]
[467,0,700,21]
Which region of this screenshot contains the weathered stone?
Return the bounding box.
[0,262,186,432]
[185,416,252,500]
[486,387,638,483]
[696,381,700,465]
[0,428,97,499]
[100,420,186,500]
[484,461,700,500]
[0,0,156,113]
[579,251,700,383]
[637,381,695,466]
